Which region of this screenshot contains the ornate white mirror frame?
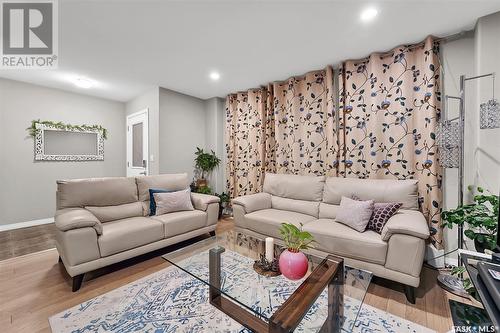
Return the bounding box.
[35,123,104,161]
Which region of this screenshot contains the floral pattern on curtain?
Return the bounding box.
[271,68,337,176]
[225,89,270,198]
[338,37,443,247]
[225,67,337,198]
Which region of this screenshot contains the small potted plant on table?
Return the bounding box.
[278,223,315,280]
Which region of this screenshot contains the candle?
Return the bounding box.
[265,237,274,263]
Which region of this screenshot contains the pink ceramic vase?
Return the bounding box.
[279,249,309,280]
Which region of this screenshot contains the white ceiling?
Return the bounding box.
[1,0,500,102]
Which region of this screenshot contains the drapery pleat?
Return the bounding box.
[271,68,338,176]
[225,67,337,198]
[339,37,443,248]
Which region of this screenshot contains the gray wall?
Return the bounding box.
[475,11,500,194]
[0,78,126,225]
[441,35,476,261]
[204,97,226,194]
[158,87,207,181]
[125,87,160,175]
[440,12,500,264]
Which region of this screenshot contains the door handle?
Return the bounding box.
[140,159,147,175]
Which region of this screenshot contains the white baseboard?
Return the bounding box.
[425,244,445,268]
[0,218,54,232]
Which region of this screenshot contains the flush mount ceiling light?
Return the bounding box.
[360,7,378,22]
[209,71,221,81]
[73,77,93,89]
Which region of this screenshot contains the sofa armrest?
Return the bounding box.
[191,193,220,211]
[55,208,102,235]
[381,209,430,242]
[232,192,272,214]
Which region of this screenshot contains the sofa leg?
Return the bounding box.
[209,231,216,237]
[404,285,416,304]
[72,274,84,292]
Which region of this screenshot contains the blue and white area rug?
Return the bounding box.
[50,251,435,333]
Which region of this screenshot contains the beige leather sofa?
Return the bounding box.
[55,173,219,291]
[232,173,430,303]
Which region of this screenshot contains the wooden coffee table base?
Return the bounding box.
[208,247,344,333]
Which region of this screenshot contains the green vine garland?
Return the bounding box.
[27,120,108,139]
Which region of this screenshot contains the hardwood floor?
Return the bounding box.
[0,218,474,333]
[0,224,57,261]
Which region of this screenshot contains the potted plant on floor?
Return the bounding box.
[194,147,221,188]
[278,223,315,280]
[441,185,499,253]
[195,185,212,195]
[216,192,230,219]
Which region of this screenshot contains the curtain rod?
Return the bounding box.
[342,30,473,65]
[227,30,473,96]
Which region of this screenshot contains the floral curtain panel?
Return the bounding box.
[271,68,337,176]
[225,67,337,198]
[338,37,443,247]
[225,89,271,197]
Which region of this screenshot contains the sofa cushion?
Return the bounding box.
[303,219,388,265]
[263,173,325,201]
[136,174,189,202]
[323,177,418,210]
[151,210,207,238]
[57,177,138,209]
[271,196,320,218]
[98,217,164,257]
[245,208,316,239]
[85,202,143,223]
[318,202,339,219]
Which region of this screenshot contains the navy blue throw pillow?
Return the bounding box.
[149,188,171,216]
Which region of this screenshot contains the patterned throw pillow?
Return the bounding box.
[367,202,403,234]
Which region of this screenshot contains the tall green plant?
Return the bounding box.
[279,223,315,253]
[441,185,499,251]
[194,147,221,179]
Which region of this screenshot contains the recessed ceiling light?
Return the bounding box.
[73,77,93,89]
[360,7,378,22]
[209,71,220,81]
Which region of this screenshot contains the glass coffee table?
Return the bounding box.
[163,231,372,332]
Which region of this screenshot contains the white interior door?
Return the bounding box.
[126,109,149,177]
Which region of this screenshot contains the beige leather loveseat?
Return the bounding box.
[232,173,430,303]
[55,173,219,291]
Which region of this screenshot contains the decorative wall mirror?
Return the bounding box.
[33,122,105,161]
